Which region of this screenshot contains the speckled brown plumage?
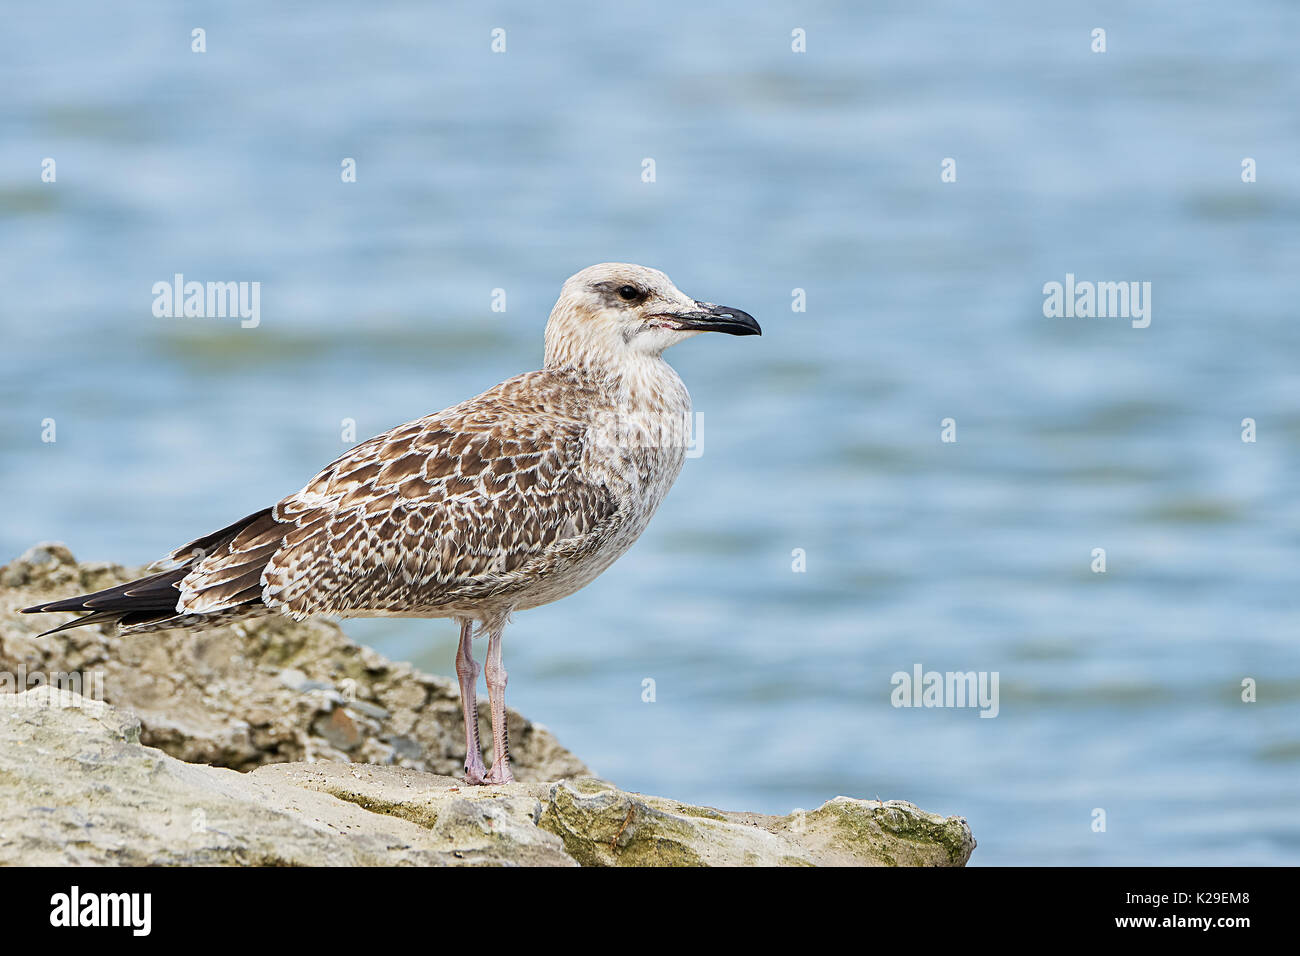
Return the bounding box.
[167,368,632,626]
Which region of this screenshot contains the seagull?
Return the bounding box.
[23,263,760,785]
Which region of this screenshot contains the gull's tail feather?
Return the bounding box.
[20,507,280,637]
[21,567,192,636]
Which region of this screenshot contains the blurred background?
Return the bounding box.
[2,1,1298,865]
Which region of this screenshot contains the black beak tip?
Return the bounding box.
[676,302,761,336]
[711,305,762,337]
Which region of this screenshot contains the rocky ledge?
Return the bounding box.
[0,545,975,866]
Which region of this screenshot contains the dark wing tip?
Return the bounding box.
[29,609,125,637]
[21,596,93,614]
[21,601,65,614]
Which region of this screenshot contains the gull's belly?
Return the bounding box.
[509,544,631,611]
[511,493,666,611]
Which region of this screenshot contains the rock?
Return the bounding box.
[536,778,973,866]
[0,688,975,866]
[0,686,572,865]
[251,763,575,866]
[0,546,977,866]
[0,543,587,781]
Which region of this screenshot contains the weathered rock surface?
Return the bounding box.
[0,545,976,866]
[0,687,976,866]
[0,544,586,780]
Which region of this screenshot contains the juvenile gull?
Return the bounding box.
[24,263,760,784]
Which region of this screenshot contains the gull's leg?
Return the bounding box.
[454,618,488,785]
[483,617,514,784]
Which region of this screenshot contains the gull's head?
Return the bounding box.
[544,262,760,370]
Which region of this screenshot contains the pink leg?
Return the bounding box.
[454,618,488,785]
[483,620,514,784]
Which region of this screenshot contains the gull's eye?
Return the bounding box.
[617,285,641,301]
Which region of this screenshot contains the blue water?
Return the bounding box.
[3,2,1298,865]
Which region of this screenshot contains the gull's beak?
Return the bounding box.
[662,301,762,336]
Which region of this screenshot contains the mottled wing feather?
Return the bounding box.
[150,507,276,571]
[173,510,285,613]
[175,370,618,621]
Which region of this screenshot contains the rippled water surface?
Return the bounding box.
[2,1,1298,864]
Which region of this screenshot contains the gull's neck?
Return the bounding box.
[545,335,687,414]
